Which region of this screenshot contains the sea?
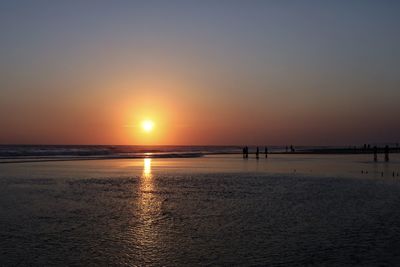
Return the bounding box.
[1,145,400,266]
[0,145,274,160]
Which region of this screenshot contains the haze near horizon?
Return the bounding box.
[1,1,399,145]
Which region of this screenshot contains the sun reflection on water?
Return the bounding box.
[140,158,154,194]
[133,157,163,255]
[143,158,152,178]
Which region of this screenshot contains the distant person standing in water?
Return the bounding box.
[385,145,389,162]
[373,146,378,162]
[265,146,268,158]
[256,147,259,159]
[290,145,295,153]
[244,146,248,158]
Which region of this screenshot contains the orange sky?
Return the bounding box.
[1,1,400,145]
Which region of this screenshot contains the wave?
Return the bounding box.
[0,145,244,163]
[2,145,387,163]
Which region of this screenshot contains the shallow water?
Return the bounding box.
[1,154,400,266]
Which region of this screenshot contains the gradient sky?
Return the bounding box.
[1,0,399,145]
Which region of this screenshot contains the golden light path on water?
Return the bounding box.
[139,158,155,211]
[143,158,152,178]
[133,157,164,259]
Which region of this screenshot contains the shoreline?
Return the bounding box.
[1,148,399,164]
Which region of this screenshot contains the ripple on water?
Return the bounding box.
[1,172,400,265]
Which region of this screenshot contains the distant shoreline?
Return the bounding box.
[278,147,400,154]
[0,147,399,164]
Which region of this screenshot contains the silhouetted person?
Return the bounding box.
[245,146,249,158]
[290,145,295,153]
[385,145,389,162]
[242,147,246,158]
[265,146,268,158]
[367,144,370,150]
[373,146,378,162]
[256,147,259,159]
[363,144,367,151]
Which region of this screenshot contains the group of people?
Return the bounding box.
[242,146,269,159]
[373,145,390,162]
[242,144,392,162]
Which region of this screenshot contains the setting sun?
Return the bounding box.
[142,120,155,133]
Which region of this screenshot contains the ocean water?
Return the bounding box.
[0,145,243,160]
[1,154,400,266]
[0,145,356,162]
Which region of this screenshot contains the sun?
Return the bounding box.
[142,120,154,133]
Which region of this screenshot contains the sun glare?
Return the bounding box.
[143,158,152,177]
[142,120,155,132]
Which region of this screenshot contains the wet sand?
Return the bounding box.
[1,154,400,266]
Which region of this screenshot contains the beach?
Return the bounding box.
[2,1,400,265]
[1,154,400,266]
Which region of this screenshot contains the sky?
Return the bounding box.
[0,0,399,145]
